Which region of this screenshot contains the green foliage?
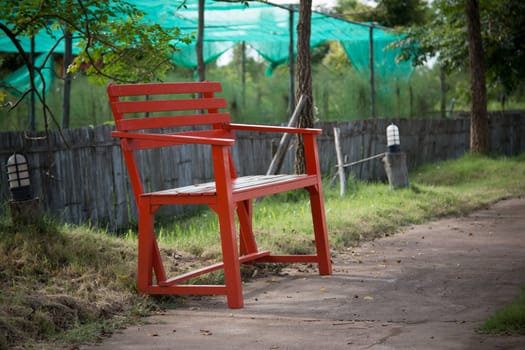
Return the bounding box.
[2,57,524,131]
[0,74,113,130]
[0,0,192,83]
[333,0,376,22]
[481,0,525,94]
[334,0,428,27]
[210,53,444,123]
[0,0,194,133]
[208,57,290,123]
[398,0,525,95]
[1,58,524,132]
[369,0,429,27]
[479,286,525,335]
[321,41,353,71]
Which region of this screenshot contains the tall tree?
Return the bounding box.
[333,0,373,20]
[396,0,525,154]
[295,0,314,173]
[466,0,489,153]
[481,0,525,95]
[399,0,525,96]
[197,0,206,81]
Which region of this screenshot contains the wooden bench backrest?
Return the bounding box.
[108,81,236,199]
[108,81,230,134]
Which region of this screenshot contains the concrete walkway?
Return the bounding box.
[84,197,525,350]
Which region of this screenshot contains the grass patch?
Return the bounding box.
[1,153,525,349]
[0,217,166,350]
[150,153,525,272]
[479,287,525,335]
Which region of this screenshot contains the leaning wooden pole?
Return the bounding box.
[266,95,306,176]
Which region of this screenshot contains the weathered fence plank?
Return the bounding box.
[0,112,524,230]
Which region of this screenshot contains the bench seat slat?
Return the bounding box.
[144,174,316,200]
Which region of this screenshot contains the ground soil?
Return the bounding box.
[83,197,525,350]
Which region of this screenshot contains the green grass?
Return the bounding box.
[1,153,525,349]
[479,287,525,335]
[155,153,525,255]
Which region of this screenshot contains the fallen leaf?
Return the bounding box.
[200,329,213,336]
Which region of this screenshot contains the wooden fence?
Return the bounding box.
[1,111,524,230]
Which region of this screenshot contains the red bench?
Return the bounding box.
[108,81,332,308]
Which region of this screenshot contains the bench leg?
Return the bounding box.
[237,200,258,256]
[216,201,244,308]
[137,199,154,292]
[213,146,244,308]
[137,199,167,293]
[308,186,332,275]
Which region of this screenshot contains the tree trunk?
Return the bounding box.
[197,0,205,82]
[294,0,313,174]
[466,0,489,154]
[440,65,446,119]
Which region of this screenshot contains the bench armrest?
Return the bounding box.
[226,123,322,135]
[111,131,235,146]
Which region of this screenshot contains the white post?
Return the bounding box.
[333,127,345,197]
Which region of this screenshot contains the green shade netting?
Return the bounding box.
[0,0,413,89]
[340,28,413,80]
[131,0,413,79]
[0,27,81,54]
[0,54,54,95]
[169,41,236,67]
[0,25,80,93]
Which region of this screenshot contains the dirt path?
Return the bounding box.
[84,197,525,349]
